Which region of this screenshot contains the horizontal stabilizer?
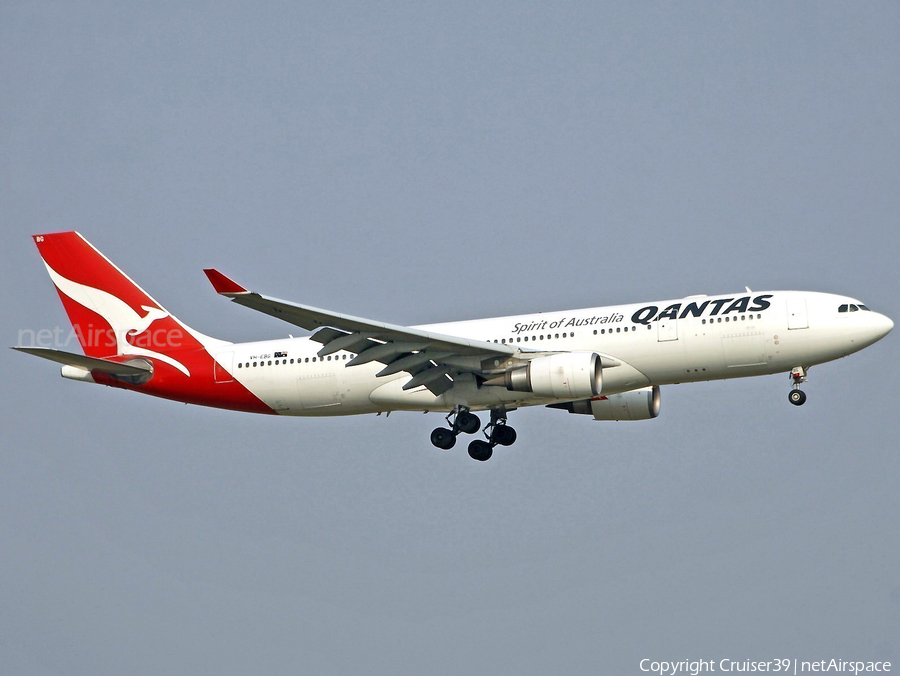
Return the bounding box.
[12,347,153,378]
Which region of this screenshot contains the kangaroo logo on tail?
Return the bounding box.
[43,262,191,376]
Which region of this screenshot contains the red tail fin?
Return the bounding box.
[30,232,274,414]
[33,232,204,367]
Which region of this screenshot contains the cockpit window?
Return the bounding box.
[839,303,872,313]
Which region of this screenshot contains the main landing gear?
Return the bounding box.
[430,407,517,461]
[429,408,480,450]
[788,366,808,406]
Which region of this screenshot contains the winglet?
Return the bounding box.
[204,269,249,296]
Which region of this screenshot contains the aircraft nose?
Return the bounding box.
[860,311,894,346]
[844,310,893,353]
[873,312,894,340]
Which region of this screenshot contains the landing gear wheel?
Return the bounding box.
[788,389,807,406]
[468,439,493,462]
[456,411,481,435]
[491,425,517,447]
[430,427,457,450]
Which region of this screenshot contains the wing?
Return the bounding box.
[203,269,518,396]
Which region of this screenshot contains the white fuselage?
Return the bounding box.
[214,291,892,416]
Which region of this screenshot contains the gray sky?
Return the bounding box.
[2,2,899,674]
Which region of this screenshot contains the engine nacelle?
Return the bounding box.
[501,352,602,399]
[552,385,661,421]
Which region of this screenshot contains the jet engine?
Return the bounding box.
[550,385,660,421]
[497,352,602,399]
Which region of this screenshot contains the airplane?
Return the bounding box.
[14,232,893,461]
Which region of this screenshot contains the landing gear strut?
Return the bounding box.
[788,366,808,406]
[466,409,517,462]
[430,407,481,451]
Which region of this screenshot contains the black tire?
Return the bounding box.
[492,425,517,447]
[788,389,807,406]
[430,427,456,450]
[456,411,481,435]
[467,439,493,462]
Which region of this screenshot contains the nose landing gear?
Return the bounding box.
[788,366,808,406]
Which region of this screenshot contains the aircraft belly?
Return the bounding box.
[369,377,442,410]
[368,375,541,413]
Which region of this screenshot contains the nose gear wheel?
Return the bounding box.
[788,366,808,406]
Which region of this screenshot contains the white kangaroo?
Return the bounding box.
[42,262,190,376]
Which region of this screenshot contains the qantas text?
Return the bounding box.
[631,294,773,325]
